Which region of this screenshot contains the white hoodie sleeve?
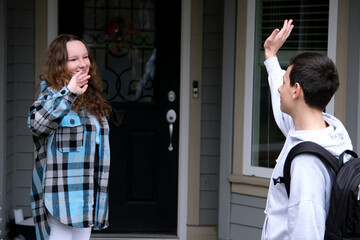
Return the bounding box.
[264,57,293,136]
[287,154,332,240]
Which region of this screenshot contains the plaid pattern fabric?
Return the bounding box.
[56,120,84,152]
[28,81,110,240]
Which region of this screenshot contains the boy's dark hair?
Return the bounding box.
[289,52,339,111]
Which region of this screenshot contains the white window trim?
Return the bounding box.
[243,0,338,178]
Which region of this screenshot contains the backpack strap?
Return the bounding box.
[339,149,358,163]
[283,141,340,197]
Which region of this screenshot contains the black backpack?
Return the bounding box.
[283,141,360,240]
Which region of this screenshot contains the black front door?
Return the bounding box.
[59,0,180,234]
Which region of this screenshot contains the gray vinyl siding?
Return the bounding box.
[0,0,5,236]
[199,0,224,225]
[5,0,17,230]
[229,194,266,240]
[15,0,35,217]
[5,0,35,226]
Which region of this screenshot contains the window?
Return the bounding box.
[243,0,332,178]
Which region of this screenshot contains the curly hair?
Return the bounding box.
[41,34,111,122]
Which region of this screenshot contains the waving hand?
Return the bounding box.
[264,19,294,59]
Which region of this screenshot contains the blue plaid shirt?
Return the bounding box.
[28,81,110,239]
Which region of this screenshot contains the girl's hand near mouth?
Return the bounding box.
[67,70,90,95]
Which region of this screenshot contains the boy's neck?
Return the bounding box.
[292,108,328,131]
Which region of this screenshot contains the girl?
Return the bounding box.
[28,34,112,240]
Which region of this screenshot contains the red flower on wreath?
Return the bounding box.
[105,17,140,53]
[106,19,120,36]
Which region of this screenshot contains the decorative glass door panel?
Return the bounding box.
[83,0,156,103]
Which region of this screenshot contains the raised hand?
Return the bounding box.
[264,19,294,59]
[67,71,90,95]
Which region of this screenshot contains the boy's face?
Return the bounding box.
[278,65,294,114]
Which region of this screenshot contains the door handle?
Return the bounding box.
[166,109,177,151]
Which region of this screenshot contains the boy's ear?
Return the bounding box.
[292,82,302,99]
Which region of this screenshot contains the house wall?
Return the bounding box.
[217,0,236,238]
[199,0,223,225]
[229,194,265,239]
[5,0,16,230]
[14,0,35,218]
[219,0,267,238]
[346,0,360,153]
[0,0,6,237]
[5,0,35,229]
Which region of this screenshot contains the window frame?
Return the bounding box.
[242,0,338,178]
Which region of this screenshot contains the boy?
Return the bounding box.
[261,19,353,239]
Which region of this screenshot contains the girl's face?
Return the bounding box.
[65,40,91,77]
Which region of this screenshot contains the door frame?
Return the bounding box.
[46,0,191,239]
